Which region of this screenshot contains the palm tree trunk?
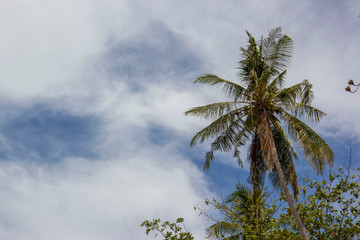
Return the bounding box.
[259,115,309,240]
[271,149,309,240]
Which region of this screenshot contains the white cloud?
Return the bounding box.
[0,155,209,240]
[0,0,134,99]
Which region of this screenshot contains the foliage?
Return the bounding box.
[196,184,276,239]
[276,166,360,239]
[198,165,360,240]
[141,165,360,239]
[140,218,194,240]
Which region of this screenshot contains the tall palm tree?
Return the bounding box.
[206,184,268,239]
[185,28,334,240]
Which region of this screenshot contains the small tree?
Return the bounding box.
[140,218,194,240]
[196,185,275,239]
[276,166,360,239]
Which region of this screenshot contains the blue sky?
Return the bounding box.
[0,1,359,239]
[0,104,99,161]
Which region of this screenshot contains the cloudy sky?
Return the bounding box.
[0,0,359,239]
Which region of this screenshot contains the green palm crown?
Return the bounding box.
[185,27,334,197]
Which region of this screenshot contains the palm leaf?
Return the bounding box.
[195,75,247,101]
[206,221,241,239]
[268,70,287,91]
[281,111,334,174]
[203,127,240,171]
[261,27,283,61]
[203,117,248,171]
[189,108,245,147]
[300,79,314,105]
[293,103,326,123]
[185,101,247,120]
[273,81,303,108]
[238,32,264,90]
[263,28,294,76]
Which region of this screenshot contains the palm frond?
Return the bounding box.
[232,125,253,168]
[261,27,283,61]
[268,70,287,92]
[233,146,243,168]
[206,221,241,239]
[189,108,245,147]
[271,120,298,161]
[293,103,326,123]
[203,131,238,171]
[238,32,264,90]
[273,81,303,108]
[203,118,248,171]
[274,80,318,116]
[226,183,268,218]
[185,101,246,120]
[195,75,247,100]
[204,151,215,172]
[226,184,252,204]
[281,111,334,174]
[263,28,293,76]
[300,79,314,105]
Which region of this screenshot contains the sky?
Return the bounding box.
[0,0,359,239]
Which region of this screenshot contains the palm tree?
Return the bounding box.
[185,28,334,240]
[206,184,269,239]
